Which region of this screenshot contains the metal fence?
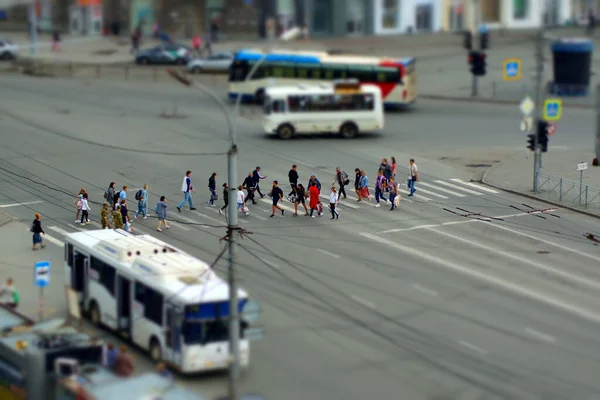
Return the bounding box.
[536,171,600,209]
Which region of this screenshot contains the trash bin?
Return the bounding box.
[549,38,594,96]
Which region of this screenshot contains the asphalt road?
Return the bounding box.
[1,75,600,400]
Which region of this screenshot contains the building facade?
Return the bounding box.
[440,0,571,32]
[305,0,374,37]
[373,0,442,35]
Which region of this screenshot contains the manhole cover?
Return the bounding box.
[465,164,492,168]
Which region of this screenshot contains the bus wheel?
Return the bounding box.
[89,302,102,326]
[149,338,162,362]
[255,89,265,105]
[277,124,294,140]
[340,122,359,139]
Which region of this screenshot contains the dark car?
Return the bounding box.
[134,44,193,66]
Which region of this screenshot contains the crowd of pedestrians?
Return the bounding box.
[68,157,418,233]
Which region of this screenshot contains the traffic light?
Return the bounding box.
[527,133,536,151]
[468,51,487,76]
[463,31,472,50]
[480,32,489,50]
[537,120,549,153]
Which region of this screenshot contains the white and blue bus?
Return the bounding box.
[228,49,417,108]
[64,229,253,373]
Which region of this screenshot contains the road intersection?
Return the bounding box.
[0,75,599,400]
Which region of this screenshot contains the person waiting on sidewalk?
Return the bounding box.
[0,278,19,309]
[31,213,46,250]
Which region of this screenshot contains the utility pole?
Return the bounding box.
[165,69,241,400]
[227,142,240,400]
[471,0,480,97]
[595,84,600,166]
[532,7,546,192]
[28,1,38,55]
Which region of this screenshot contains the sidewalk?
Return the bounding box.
[483,148,600,216]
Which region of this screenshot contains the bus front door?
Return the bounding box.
[72,252,88,307]
[117,276,132,339]
[164,304,183,367]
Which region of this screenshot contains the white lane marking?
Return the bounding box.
[399,190,434,202]
[418,182,466,197]
[350,295,376,309]
[425,227,600,291]
[0,200,43,208]
[484,221,600,264]
[168,220,191,231]
[317,248,341,259]
[319,195,359,209]
[47,225,71,236]
[412,283,438,297]
[190,210,230,225]
[263,260,280,269]
[405,187,449,199]
[359,232,600,325]
[450,178,499,194]
[525,328,557,343]
[43,235,65,247]
[459,340,488,355]
[380,210,555,233]
[434,180,484,195]
[260,198,296,214]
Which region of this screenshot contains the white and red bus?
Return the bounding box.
[228,49,416,109]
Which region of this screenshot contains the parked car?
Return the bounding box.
[187,52,234,73]
[0,39,18,60]
[135,44,192,65]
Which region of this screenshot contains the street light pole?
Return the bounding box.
[533,7,546,192]
[166,69,240,400]
[471,0,480,97]
[28,1,38,55]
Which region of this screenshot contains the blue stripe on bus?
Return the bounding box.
[235,51,321,64]
[185,299,248,319]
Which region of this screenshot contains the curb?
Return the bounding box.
[420,94,594,110]
[480,158,600,220]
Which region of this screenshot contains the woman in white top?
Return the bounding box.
[329,187,339,220]
[236,185,246,213]
[80,193,91,224]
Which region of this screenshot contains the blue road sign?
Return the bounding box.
[543,98,563,121]
[34,261,50,288]
[502,58,522,81]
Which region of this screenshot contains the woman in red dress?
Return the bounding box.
[308,182,320,218]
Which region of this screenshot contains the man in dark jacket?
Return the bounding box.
[243,172,257,205]
[252,166,267,198]
[219,183,228,215]
[287,164,299,198]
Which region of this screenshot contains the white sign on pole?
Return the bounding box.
[577,162,588,171]
[519,96,535,116]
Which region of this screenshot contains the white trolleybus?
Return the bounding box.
[63,229,258,373]
[228,49,416,108]
[263,81,384,139]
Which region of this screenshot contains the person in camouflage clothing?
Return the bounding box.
[101,202,111,229]
[112,204,124,229]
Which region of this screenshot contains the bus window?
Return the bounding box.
[203,319,229,344]
[296,65,309,79]
[229,61,247,82]
[248,62,265,79]
[281,63,296,78]
[272,100,286,113]
[90,256,116,296]
[288,95,308,112]
[271,66,284,78]
[308,95,334,111]
[263,96,272,115]
[375,67,399,83]
[308,66,322,80]
[348,66,373,82]
[135,281,163,326]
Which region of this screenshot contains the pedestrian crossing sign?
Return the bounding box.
[543,98,562,121]
[502,58,522,81]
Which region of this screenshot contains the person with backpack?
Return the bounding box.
[104,182,116,209]
[0,278,19,309]
[134,184,148,219]
[31,213,45,250]
[333,167,349,200]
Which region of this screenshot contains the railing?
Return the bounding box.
[535,171,600,209]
